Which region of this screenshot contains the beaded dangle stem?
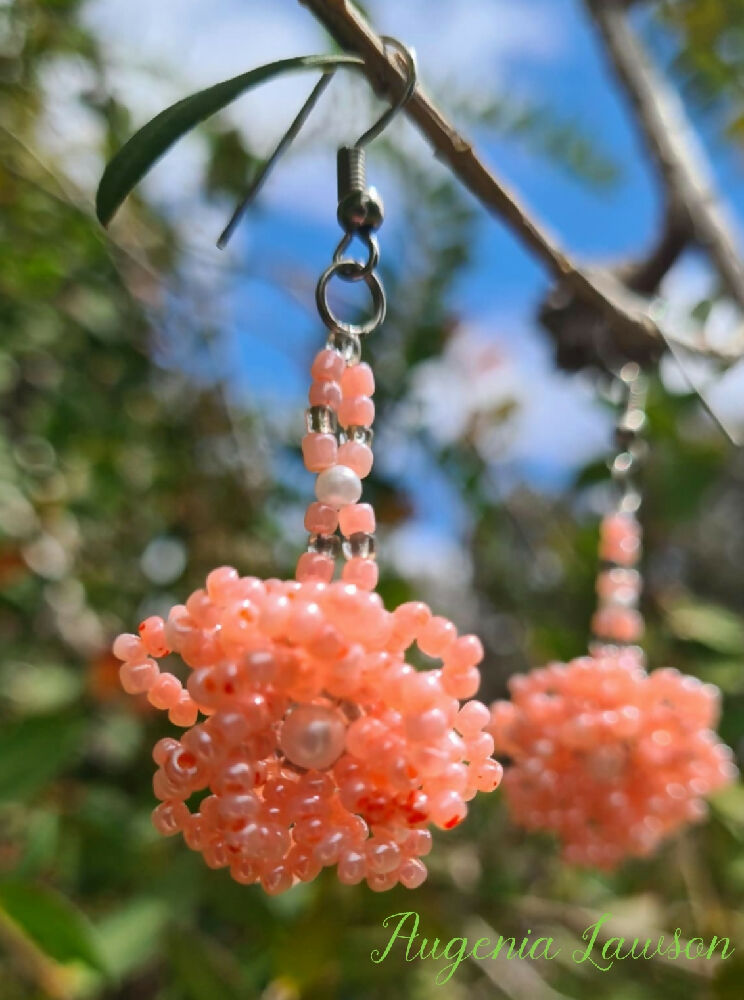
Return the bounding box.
[488,364,736,871]
[112,45,502,895]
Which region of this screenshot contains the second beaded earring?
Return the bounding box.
[488,363,736,870]
[112,40,502,895]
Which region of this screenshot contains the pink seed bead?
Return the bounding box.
[442,666,481,700]
[337,395,375,428]
[418,616,458,657]
[467,730,494,760]
[473,758,503,793]
[261,864,293,896]
[309,379,342,408]
[394,602,432,635]
[311,348,345,382]
[399,857,427,889]
[444,634,484,671]
[340,362,375,398]
[296,551,335,583]
[302,433,338,472]
[337,848,366,885]
[592,606,644,642]
[205,566,241,604]
[152,800,189,836]
[304,501,339,535]
[148,672,183,710]
[455,700,491,738]
[337,441,373,478]
[169,691,199,727]
[258,594,290,637]
[338,503,375,537]
[342,557,378,590]
[600,513,641,565]
[429,789,467,830]
[138,616,169,657]
[112,633,145,662]
[119,658,159,694]
[366,838,401,874]
[286,601,325,643]
[405,707,449,742]
[596,567,640,601]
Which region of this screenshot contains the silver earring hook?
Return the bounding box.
[217,37,417,249]
[352,36,417,149]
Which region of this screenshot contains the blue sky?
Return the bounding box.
[41,0,744,545]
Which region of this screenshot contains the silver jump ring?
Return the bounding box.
[316,260,386,336]
[332,232,379,279]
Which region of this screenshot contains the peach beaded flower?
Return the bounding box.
[114,573,500,893]
[113,329,501,894]
[488,366,736,869]
[488,646,735,870]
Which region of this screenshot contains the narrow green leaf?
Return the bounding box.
[96,54,362,226]
[0,881,106,974]
[665,601,744,655]
[166,927,246,1000]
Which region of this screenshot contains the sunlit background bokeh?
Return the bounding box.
[2,0,744,997]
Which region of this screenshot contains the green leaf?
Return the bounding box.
[0,881,106,974]
[96,54,362,225]
[710,784,744,840]
[97,898,169,980]
[166,927,247,1000]
[664,601,744,655]
[0,713,84,803]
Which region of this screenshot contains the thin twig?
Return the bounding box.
[586,0,744,307]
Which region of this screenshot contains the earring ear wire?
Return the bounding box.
[216,36,417,250]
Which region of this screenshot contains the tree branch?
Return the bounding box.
[586,0,744,307]
[297,0,743,366]
[298,0,663,353]
[618,204,689,295]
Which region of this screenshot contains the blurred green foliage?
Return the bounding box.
[0,2,743,999]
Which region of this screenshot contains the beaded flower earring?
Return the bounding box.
[112,40,502,895]
[488,362,736,871]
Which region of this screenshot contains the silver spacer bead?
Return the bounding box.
[344,425,374,446]
[308,533,341,558]
[326,330,361,365]
[342,531,376,560]
[305,405,338,435]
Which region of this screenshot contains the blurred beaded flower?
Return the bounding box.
[489,646,734,870]
[488,367,736,869]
